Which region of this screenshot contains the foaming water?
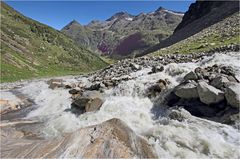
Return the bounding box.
[150,117,240,159]
[200,53,240,79]
[3,52,239,158]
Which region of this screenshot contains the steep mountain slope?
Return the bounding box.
[143,0,239,56]
[150,12,239,56]
[0,2,107,82]
[61,7,183,57]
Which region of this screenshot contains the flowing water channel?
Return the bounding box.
[1,52,240,158]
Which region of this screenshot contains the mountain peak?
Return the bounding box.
[155,6,166,12]
[106,11,133,21]
[61,19,82,31]
[69,19,81,25]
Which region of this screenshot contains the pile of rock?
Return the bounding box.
[166,64,239,125]
[207,44,239,54]
[89,52,217,90]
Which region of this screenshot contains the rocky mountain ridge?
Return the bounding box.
[61,7,183,57]
[143,0,239,55]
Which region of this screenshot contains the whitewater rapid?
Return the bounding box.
[1,52,240,158]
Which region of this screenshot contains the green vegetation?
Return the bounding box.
[99,56,117,65]
[151,13,240,56]
[0,2,107,83]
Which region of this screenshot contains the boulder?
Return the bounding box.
[130,63,141,71]
[197,81,224,105]
[72,98,90,109]
[210,75,229,89]
[103,80,114,88]
[86,83,101,91]
[71,90,105,114]
[147,79,168,98]
[157,79,168,90]
[71,97,103,114]
[0,99,20,114]
[147,84,162,97]
[151,65,164,73]
[64,83,76,89]
[184,71,198,81]
[47,79,63,85]
[220,66,235,76]
[85,98,104,112]
[69,89,81,95]
[78,82,86,89]
[47,79,64,89]
[176,98,221,117]
[82,91,104,99]
[226,76,239,83]
[174,81,199,99]
[225,83,240,108]
[194,67,204,79]
[167,107,191,121]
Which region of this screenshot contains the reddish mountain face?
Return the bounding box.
[114,33,149,56]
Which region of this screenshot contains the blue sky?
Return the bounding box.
[5,1,194,30]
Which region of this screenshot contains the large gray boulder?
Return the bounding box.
[71,90,105,114]
[82,90,104,99]
[210,75,229,89]
[85,98,104,112]
[184,71,198,81]
[174,81,199,99]
[225,83,240,108]
[197,81,224,105]
[72,97,104,113]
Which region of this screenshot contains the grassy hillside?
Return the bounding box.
[0,2,107,82]
[150,12,240,56]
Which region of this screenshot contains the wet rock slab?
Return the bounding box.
[1,118,157,158]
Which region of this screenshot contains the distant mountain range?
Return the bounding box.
[61,7,184,57]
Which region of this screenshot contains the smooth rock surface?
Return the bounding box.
[197,81,224,105]
[184,71,198,81]
[225,83,240,108]
[210,75,229,89]
[1,118,157,158]
[174,82,199,99]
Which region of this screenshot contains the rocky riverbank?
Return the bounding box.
[60,52,240,127]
